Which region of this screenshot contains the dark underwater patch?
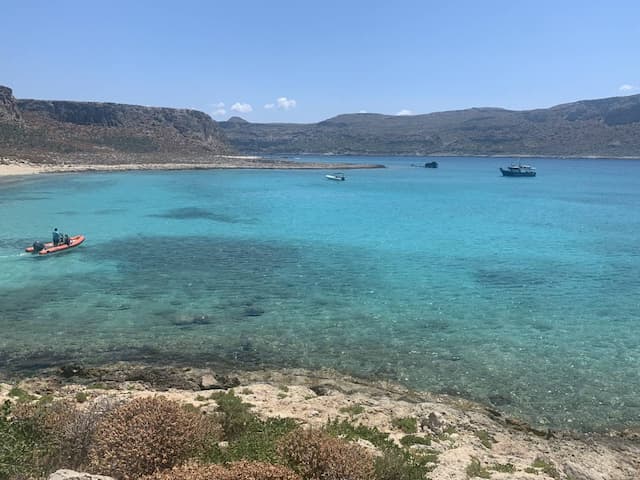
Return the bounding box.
[148,207,239,223]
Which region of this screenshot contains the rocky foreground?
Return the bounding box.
[1,364,638,480]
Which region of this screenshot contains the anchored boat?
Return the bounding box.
[325,173,346,181]
[500,164,536,177]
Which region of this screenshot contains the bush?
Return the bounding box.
[88,396,221,479]
[391,417,418,434]
[142,460,301,480]
[0,400,56,480]
[375,448,435,480]
[204,417,298,464]
[210,391,259,440]
[277,428,375,480]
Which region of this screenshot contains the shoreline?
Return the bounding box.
[1,363,638,479]
[0,158,384,177]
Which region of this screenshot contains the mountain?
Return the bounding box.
[219,95,640,157]
[0,86,233,164]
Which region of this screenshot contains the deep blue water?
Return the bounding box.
[1,156,639,431]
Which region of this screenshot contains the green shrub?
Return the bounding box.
[278,428,375,480]
[466,457,491,478]
[0,399,83,479]
[204,417,298,464]
[391,416,418,434]
[88,396,221,479]
[399,434,431,447]
[210,391,259,440]
[8,387,35,403]
[375,448,437,480]
[324,418,395,450]
[339,404,365,416]
[474,430,494,449]
[491,463,515,473]
[532,457,559,479]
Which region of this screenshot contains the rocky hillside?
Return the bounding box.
[0,86,234,164]
[219,94,640,157]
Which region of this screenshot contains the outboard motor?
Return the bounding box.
[32,241,45,253]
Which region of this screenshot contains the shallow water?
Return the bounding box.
[1,157,639,430]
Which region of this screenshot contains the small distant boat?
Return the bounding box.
[25,235,85,255]
[325,173,346,181]
[424,161,438,168]
[500,164,536,177]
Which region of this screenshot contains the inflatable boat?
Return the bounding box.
[25,235,85,255]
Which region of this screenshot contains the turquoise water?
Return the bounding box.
[1,157,639,431]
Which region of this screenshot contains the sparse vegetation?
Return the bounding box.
[75,391,88,403]
[339,404,365,416]
[392,416,418,434]
[475,429,494,449]
[399,434,431,447]
[532,457,560,479]
[491,462,515,473]
[466,457,491,478]
[8,387,35,403]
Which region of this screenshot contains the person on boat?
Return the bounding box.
[52,228,61,246]
[64,234,71,246]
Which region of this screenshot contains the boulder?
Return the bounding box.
[48,470,115,480]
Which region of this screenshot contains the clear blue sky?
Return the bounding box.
[2,0,639,123]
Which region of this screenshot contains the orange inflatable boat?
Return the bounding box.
[25,235,85,255]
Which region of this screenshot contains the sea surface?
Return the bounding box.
[1,156,639,431]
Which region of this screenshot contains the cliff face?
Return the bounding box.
[219,94,640,157]
[0,86,22,123]
[0,87,234,164]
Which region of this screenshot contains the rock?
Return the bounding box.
[243,307,265,317]
[421,412,444,434]
[0,86,22,123]
[214,374,240,389]
[60,365,85,378]
[48,469,115,480]
[563,462,606,480]
[199,373,221,390]
[310,384,332,396]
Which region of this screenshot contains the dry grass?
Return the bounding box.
[88,396,222,479]
[141,460,301,480]
[277,428,375,480]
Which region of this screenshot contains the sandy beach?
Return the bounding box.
[0,158,383,177]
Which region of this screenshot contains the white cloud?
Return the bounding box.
[276,97,297,110]
[619,84,637,92]
[264,103,275,109]
[211,102,226,116]
[396,109,413,116]
[231,102,253,113]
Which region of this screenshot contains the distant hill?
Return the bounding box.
[4,85,640,162]
[0,86,233,164]
[219,95,640,157]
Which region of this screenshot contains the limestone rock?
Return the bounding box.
[48,469,115,480]
[200,373,221,389]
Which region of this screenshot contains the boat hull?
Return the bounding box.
[25,235,85,255]
[500,168,536,177]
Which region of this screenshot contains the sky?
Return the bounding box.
[2,0,639,123]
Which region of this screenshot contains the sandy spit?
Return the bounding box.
[0,157,383,177]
